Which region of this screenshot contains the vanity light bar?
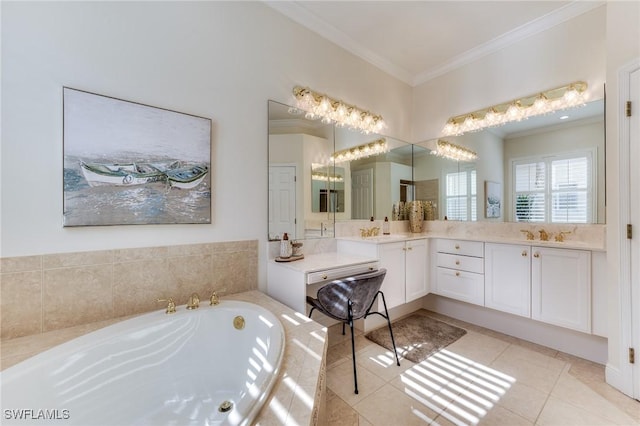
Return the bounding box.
[293,86,386,134]
[432,139,477,162]
[330,138,388,163]
[442,81,588,136]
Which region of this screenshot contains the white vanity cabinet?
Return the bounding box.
[432,239,484,306]
[484,243,531,317]
[337,238,428,309]
[531,246,591,333]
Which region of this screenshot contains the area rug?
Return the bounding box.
[365,314,467,363]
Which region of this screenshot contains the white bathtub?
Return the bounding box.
[1,300,285,426]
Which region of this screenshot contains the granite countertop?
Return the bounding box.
[336,232,605,251]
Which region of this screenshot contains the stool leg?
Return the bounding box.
[348,300,358,394]
[379,291,401,367]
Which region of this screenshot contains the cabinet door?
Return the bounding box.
[531,247,591,333]
[378,242,406,309]
[405,239,429,302]
[485,243,531,317]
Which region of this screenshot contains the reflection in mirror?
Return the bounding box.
[311,164,345,213]
[415,98,605,224]
[334,126,414,221]
[268,100,335,240]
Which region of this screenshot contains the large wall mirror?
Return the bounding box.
[415,98,605,224]
[268,96,605,240]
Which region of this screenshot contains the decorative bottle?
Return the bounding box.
[280,233,292,258]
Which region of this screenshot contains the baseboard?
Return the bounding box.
[424,294,608,364]
[605,363,634,398]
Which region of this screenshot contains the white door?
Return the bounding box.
[352,168,373,220]
[268,166,296,240]
[629,66,640,399]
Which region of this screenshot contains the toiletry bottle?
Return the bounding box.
[280,233,292,258]
[383,216,390,235]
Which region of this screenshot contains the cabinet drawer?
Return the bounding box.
[434,267,484,306]
[306,262,379,285]
[436,253,484,273]
[437,239,484,257]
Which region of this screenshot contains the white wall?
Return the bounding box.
[411,6,606,142]
[0,2,412,290]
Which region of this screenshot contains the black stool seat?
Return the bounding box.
[306,268,401,394]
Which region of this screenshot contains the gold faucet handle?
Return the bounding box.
[520,229,534,240]
[156,298,176,314]
[555,231,571,242]
[210,288,227,306]
[538,229,552,241]
[186,292,200,310]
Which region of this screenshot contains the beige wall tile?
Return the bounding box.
[0,256,41,273]
[167,254,213,305]
[1,240,258,339]
[113,246,168,263]
[0,271,42,339]
[43,265,113,331]
[43,250,113,269]
[113,259,171,317]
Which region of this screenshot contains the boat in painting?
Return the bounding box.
[166,165,209,189]
[80,161,166,186]
[79,160,209,189]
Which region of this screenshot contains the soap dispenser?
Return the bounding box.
[383,217,390,235]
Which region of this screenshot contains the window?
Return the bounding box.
[512,151,594,223]
[445,167,476,221]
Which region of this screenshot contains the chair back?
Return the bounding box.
[316,268,387,321]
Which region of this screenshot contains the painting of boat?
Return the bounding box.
[166,165,209,189]
[80,161,166,186]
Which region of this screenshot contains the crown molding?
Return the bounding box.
[264,0,414,85]
[265,1,605,87]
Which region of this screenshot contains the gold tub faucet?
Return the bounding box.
[186,292,200,310]
[157,297,176,314]
[210,288,227,306]
[555,231,571,242]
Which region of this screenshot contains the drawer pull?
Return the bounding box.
[455,271,460,277]
[455,260,460,265]
[369,266,374,270]
[407,247,413,251]
[455,244,460,250]
[522,251,527,257]
[533,253,540,258]
[322,274,328,280]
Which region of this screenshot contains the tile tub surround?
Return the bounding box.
[0,290,328,426]
[0,240,258,340]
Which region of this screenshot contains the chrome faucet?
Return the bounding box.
[210,288,227,306]
[186,293,200,310]
[157,297,176,314]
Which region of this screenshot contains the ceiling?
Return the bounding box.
[265,1,604,86]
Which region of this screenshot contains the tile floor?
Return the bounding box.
[324,310,640,425]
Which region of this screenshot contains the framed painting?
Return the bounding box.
[485,180,501,219]
[63,88,212,226]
